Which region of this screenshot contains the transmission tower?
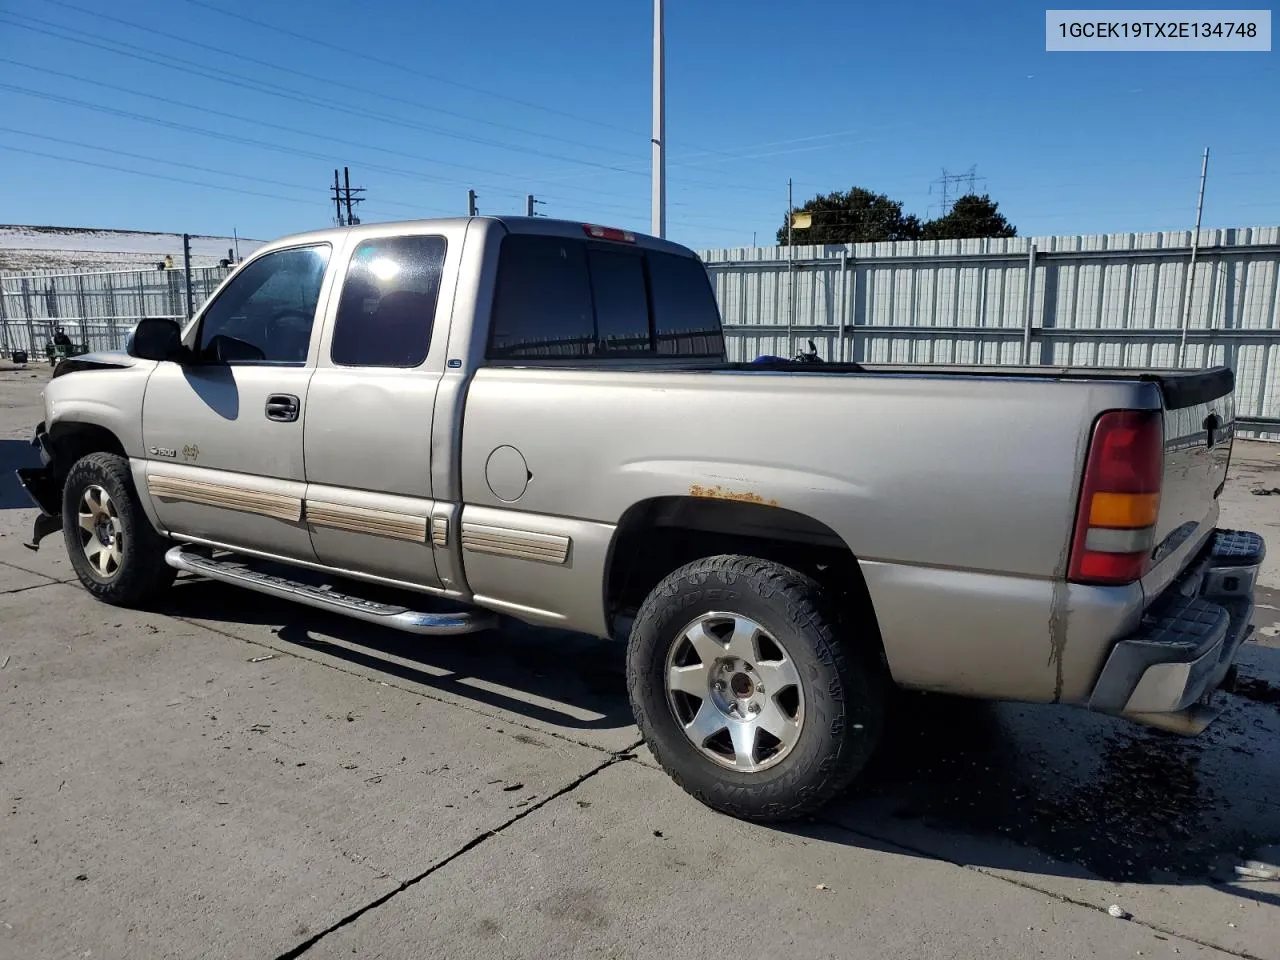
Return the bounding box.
[930,165,985,215]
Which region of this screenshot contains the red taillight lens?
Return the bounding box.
[582,223,636,243]
[1068,410,1164,586]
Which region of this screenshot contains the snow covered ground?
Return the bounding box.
[0,225,265,274]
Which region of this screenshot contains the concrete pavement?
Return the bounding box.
[1,364,1277,959]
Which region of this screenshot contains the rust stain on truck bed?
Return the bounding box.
[690,483,779,507]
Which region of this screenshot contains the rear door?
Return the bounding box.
[302,225,464,590]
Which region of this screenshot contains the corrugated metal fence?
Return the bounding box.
[2,227,1277,437]
[0,265,230,356]
[700,226,1280,436]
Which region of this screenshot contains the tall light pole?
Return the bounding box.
[651,0,666,238]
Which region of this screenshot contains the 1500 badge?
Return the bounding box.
[148,444,199,461]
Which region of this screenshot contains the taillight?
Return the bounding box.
[1068,410,1163,585]
[582,223,636,243]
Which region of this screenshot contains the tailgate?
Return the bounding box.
[1148,366,1235,578]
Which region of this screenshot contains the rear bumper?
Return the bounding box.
[1087,528,1263,732]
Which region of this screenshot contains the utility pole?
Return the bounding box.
[651,0,666,238]
[342,166,365,225]
[181,233,194,320]
[330,168,365,226]
[232,227,240,262]
[1178,146,1211,367]
[332,169,345,226]
[467,189,478,216]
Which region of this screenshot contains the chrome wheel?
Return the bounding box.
[77,484,124,579]
[664,612,804,772]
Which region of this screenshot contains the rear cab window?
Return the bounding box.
[487,233,724,360]
[331,235,447,368]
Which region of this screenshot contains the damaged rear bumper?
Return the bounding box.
[1088,528,1264,734]
[14,422,63,551]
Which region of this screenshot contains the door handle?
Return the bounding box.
[265,393,300,422]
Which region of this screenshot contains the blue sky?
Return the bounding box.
[0,0,1276,249]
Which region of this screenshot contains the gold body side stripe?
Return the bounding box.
[306,501,427,543]
[461,523,570,565]
[147,475,302,523]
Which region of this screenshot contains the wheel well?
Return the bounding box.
[49,422,126,478]
[606,497,882,648]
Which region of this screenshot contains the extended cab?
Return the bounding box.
[16,217,1265,821]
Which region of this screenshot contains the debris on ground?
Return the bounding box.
[1108,904,1131,920]
[502,782,524,792]
[1,655,9,670]
[815,883,830,891]
[1250,487,1280,496]
[248,654,275,663]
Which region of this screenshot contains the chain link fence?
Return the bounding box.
[0,264,231,358]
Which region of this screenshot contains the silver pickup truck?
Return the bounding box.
[16,216,1265,821]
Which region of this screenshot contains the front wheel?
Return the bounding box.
[62,451,176,606]
[626,555,886,822]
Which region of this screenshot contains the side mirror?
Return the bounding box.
[127,317,183,362]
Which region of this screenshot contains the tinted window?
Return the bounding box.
[648,251,725,358]
[332,235,447,367]
[198,245,330,364]
[586,248,650,353]
[489,235,593,358]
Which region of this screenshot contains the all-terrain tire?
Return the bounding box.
[626,554,886,822]
[62,451,176,606]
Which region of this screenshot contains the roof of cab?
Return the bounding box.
[249,216,699,261]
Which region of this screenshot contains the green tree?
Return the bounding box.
[777,187,923,245]
[922,194,1016,240]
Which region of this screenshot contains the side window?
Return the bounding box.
[586,248,650,353]
[647,251,725,358]
[332,235,447,368]
[197,245,330,364]
[489,235,593,358]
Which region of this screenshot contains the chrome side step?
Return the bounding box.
[165,546,497,636]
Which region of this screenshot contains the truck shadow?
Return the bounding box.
[155,576,633,734]
[155,574,1280,905]
[0,439,40,510]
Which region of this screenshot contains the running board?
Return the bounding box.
[164,546,497,636]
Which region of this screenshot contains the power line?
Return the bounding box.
[0,14,651,178]
[7,10,841,198]
[179,0,645,138]
[0,143,326,206]
[29,0,650,164]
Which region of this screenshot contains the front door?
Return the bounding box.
[142,242,334,561]
[303,229,459,590]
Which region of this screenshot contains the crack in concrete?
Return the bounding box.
[817,817,1268,960]
[273,746,639,960]
[0,557,70,586]
[0,577,76,596]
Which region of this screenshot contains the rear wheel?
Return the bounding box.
[626,554,886,822]
[62,452,175,606]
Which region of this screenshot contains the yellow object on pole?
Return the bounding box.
[790,212,812,230]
